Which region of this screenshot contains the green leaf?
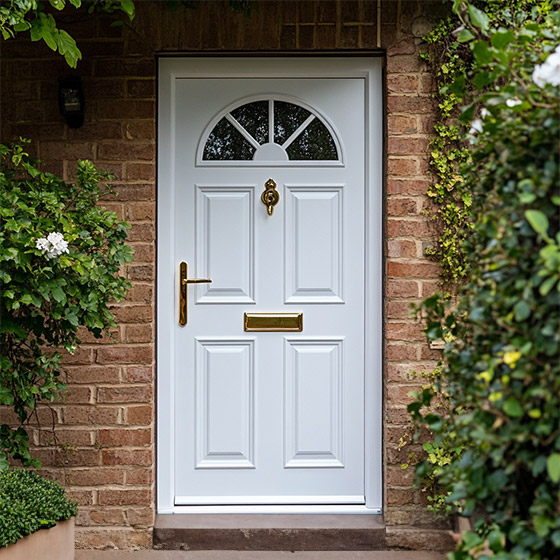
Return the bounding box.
[457,29,475,43]
[49,0,66,10]
[514,300,531,322]
[547,453,560,483]
[472,41,492,65]
[539,276,557,296]
[52,286,67,304]
[472,71,494,89]
[503,398,523,417]
[525,210,549,235]
[118,0,135,20]
[69,0,82,6]
[467,4,490,33]
[449,75,466,95]
[57,29,81,68]
[491,30,514,48]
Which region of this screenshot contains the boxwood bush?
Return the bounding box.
[0,469,77,548]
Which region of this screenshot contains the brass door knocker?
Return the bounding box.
[261,178,279,216]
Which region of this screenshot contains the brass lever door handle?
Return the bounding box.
[179,261,212,326]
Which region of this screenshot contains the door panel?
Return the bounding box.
[195,339,255,469]
[284,338,344,468]
[195,186,255,303]
[285,185,344,303]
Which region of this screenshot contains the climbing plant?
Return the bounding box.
[408,1,560,558]
[0,141,133,469]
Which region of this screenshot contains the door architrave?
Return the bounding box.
[156,56,384,514]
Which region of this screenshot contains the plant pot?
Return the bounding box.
[0,518,74,560]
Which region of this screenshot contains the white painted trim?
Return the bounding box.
[157,57,383,515]
[176,495,364,505]
[169,505,382,515]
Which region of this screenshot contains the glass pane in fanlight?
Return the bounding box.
[203,118,256,160]
[286,118,338,160]
[274,101,311,145]
[230,101,269,145]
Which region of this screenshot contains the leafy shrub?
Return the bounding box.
[0,141,132,469]
[0,469,77,548]
[408,3,560,559]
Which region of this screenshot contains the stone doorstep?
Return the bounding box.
[153,514,386,551]
[77,553,448,560]
[76,553,448,560]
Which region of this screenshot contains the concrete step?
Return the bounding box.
[77,552,448,560]
[153,514,386,551]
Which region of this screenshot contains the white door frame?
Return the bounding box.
[156,57,383,514]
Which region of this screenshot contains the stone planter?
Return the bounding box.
[0,518,74,560]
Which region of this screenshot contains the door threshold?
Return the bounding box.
[154,512,386,550]
[168,505,381,514]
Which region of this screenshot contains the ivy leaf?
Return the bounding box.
[547,453,560,483]
[467,4,490,33]
[525,210,549,236]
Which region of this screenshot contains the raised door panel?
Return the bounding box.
[196,186,255,303]
[284,338,344,468]
[285,186,344,303]
[195,339,255,469]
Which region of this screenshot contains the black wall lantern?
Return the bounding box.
[58,76,85,128]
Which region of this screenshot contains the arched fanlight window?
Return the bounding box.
[198,98,343,166]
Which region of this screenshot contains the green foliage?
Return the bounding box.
[1,0,254,68]
[421,15,473,283]
[0,469,77,548]
[409,3,560,559]
[0,0,135,67]
[0,140,132,468]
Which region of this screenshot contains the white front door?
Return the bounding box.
[158,58,383,512]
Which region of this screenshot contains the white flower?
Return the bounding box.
[532,45,560,88]
[35,232,69,259]
[469,119,483,135]
[469,107,490,136]
[506,98,522,107]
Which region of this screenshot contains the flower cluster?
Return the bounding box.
[532,45,560,88]
[35,232,69,259]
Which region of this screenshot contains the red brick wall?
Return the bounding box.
[0,0,452,550]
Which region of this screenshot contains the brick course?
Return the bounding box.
[0,0,449,550]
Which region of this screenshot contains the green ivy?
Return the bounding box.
[0,469,77,548]
[421,15,473,283]
[408,2,560,558]
[0,140,133,469]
